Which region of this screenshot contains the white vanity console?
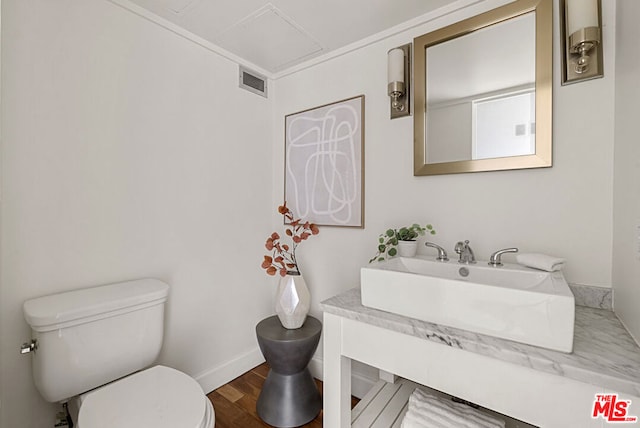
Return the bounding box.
[321,288,640,427]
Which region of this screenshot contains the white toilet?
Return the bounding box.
[22,278,215,428]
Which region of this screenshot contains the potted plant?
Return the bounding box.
[261,203,319,329]
[369,223,435,262]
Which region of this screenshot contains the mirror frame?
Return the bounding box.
[413,0,552,176]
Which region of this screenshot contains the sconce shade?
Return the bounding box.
[566,0,598,35]
[560,0,603,84]
[388,48,405,84]
[387,44,411,118]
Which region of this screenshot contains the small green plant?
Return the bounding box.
[369,223,435,263]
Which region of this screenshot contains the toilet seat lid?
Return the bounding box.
[79,365,208,428]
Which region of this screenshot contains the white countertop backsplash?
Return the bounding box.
[320,287,640,398]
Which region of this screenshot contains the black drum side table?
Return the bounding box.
[255,315,322,428]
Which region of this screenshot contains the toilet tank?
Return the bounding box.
[23,278,169,403]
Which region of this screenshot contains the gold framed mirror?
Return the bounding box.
[413,0,552,176]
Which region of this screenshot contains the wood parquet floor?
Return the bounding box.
[207,362,359,428]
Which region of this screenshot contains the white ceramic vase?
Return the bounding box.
[275,272,311,329]
[397,240,418,257]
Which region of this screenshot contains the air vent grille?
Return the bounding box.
[239,66,267,98]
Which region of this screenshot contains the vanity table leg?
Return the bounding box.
[379,370,397,384]
[323,313,352,428]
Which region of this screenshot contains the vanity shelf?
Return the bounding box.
[352,377,536,428]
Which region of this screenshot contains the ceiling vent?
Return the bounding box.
[239,66,268,98]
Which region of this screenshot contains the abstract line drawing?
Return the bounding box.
[285,96,364,227]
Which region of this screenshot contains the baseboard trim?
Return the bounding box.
[194,349,378,399]
[194,347,265,394]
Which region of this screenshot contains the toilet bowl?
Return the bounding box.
[21,279,215,428]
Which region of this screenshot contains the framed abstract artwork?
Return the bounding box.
[284,95,364,227]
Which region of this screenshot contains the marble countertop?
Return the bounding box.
[320,287,640,397]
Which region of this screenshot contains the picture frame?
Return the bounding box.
[284,95,365,228]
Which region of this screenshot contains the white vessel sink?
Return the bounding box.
[361,256,575,352]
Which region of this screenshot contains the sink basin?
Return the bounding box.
[361,256,575,352]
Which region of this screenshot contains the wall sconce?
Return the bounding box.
[560,0,603,84]
[387,43,411,119]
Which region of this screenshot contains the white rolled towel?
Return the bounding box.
[516,253,565,272]
[401,388,505,428]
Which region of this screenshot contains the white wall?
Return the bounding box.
[273,0,617,329]
[0,0,274,426]
[613,0,640,343]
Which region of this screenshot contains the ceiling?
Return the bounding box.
[119,0,460,74]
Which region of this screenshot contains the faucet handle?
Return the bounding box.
[488,247,519,267]
[454,241,467,255]
[425,242,449,262]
